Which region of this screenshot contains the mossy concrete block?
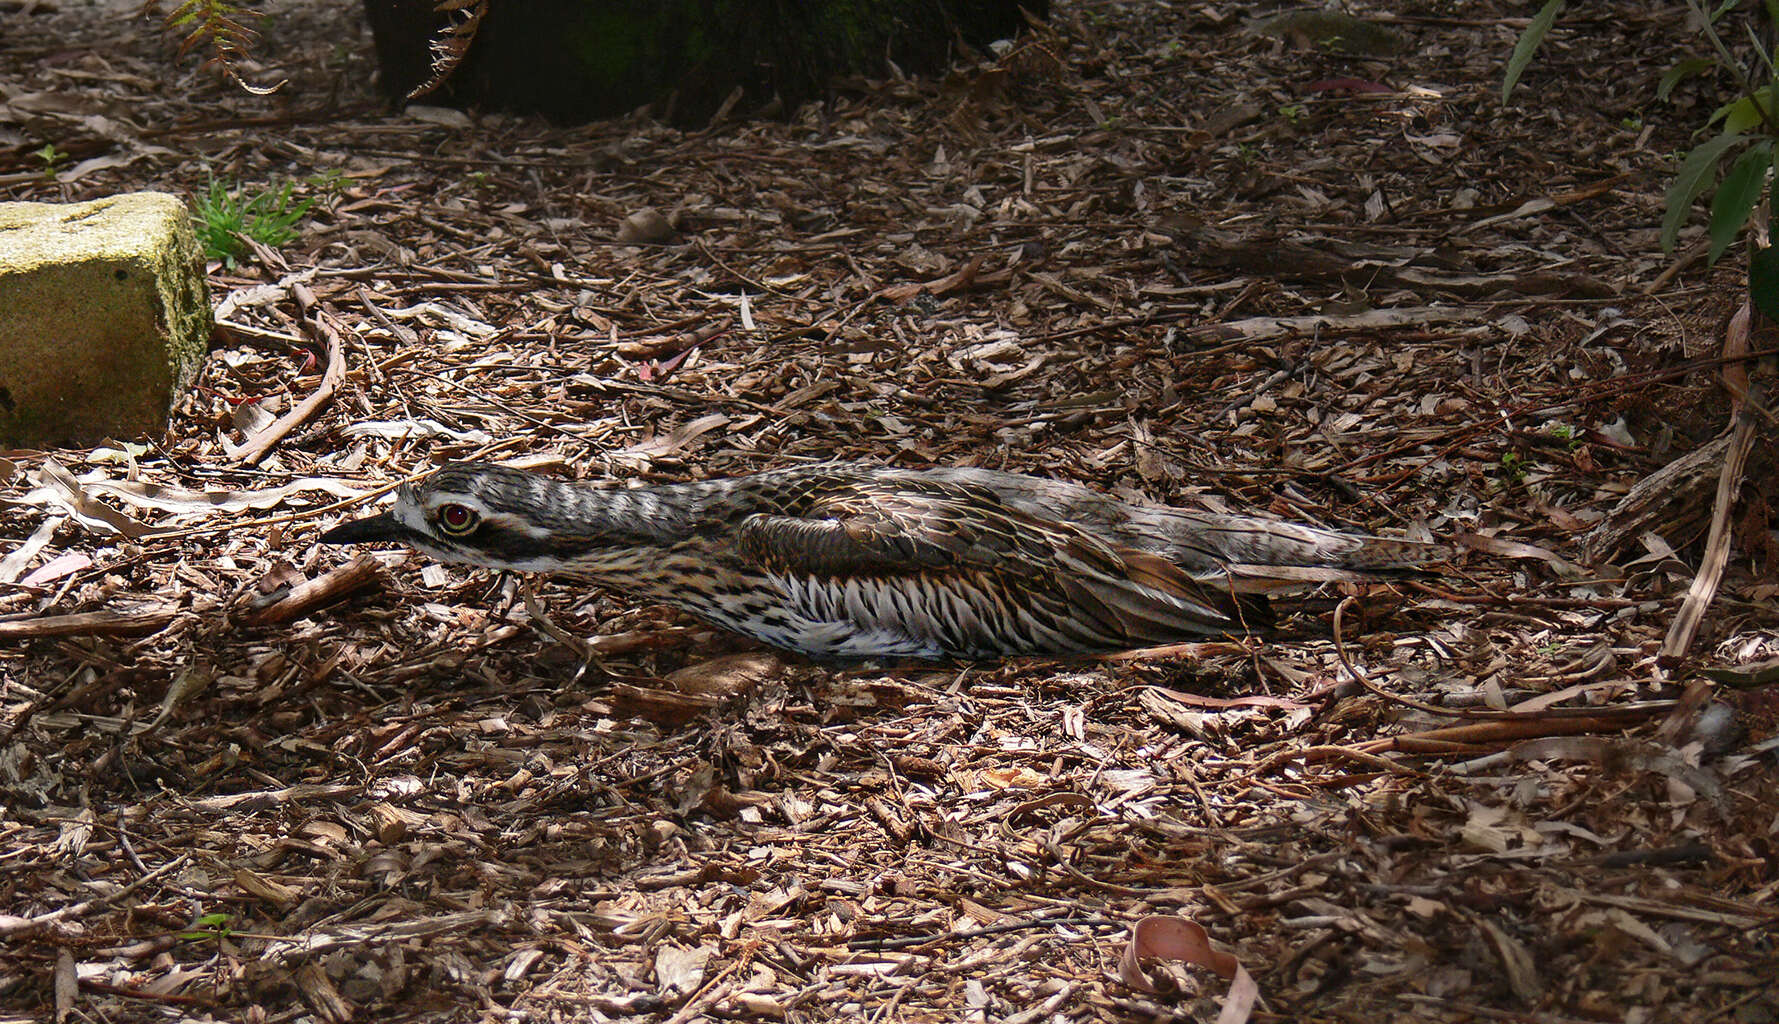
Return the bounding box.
[0,192,212,448]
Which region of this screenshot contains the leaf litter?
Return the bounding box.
[0,1,1776,1022]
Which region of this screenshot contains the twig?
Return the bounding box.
[1353,713,1662,755]
[0,853,192,938]
[1330,597,1473,718]
[846,914,1117,951]
[234,555,388,625]
[661,956,751,1024]
[233,282,346,465]
[79,978,217,1008]
[0,606,178,641]
[1249,743,1429,778]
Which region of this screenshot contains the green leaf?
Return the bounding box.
[1707,95,1748,133]
[1662,134,1745,253]
[1707,141,1771,264]
[1501,0,1565,103]
[1711,86,1776,136]
[1751,239,1779,323]
[1657,57,1717,102]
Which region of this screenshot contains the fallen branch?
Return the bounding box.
[233,282,346,466]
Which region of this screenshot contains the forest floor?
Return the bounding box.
[2,1,1776,1022]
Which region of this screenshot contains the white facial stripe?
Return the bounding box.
[480,511,550,539]
[392,492,431,533]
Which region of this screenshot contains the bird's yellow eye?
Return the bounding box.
[436,503,478,535]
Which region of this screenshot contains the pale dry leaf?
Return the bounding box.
[78,474,365,515]
[1456,531,1586,576]
[980,765,1049,789]
[29,460,153,539]
[653,943,713,996]
[618,207,675,244]
[619,413,731,459]
[232,398,278,436]
[1477,917,1542,1002]
[19,551,90,590]
[0,515,62,584]
[404,104,474,128]
[665,652,783,698]
[340,418,495,444]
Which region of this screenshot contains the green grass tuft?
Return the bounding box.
[192,178,314,268]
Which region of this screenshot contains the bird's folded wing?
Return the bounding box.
[735,487,1265,643]
[736,488,1044,573]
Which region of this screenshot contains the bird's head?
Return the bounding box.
[320,462,584,572]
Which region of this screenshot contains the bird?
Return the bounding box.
[319,461,1446,660]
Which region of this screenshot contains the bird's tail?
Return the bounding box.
[1114,508,1448,576]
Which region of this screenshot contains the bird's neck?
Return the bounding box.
[535,475,713,546]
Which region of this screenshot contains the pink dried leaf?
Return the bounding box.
[1118,915,1258,1023]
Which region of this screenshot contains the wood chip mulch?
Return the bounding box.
[2,2,1775,1022]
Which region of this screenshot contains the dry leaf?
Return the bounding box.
[1118,915,1257,1024]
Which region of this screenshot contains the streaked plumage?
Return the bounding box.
[320,462,1445,660]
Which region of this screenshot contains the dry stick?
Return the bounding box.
[1329,597,1479,719]
[1352,714,1651,755]
[0,606,178,641]
[78,978,216,1008]
[235,555,387,626]
[1643,237,1711,296]
[1249,743,1430,778]
[1660,301,1763,666]
[233,282,345,466]
[847,914,1118,952]
[0,853,192,938]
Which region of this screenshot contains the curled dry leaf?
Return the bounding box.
[28,459,152,539]
[878,253,989,301]
[617,413,731,460]
[1118,915,1258,1024]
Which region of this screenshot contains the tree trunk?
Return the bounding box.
[361,0,1048,124]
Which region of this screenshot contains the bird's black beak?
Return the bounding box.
[319,512,417,545]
